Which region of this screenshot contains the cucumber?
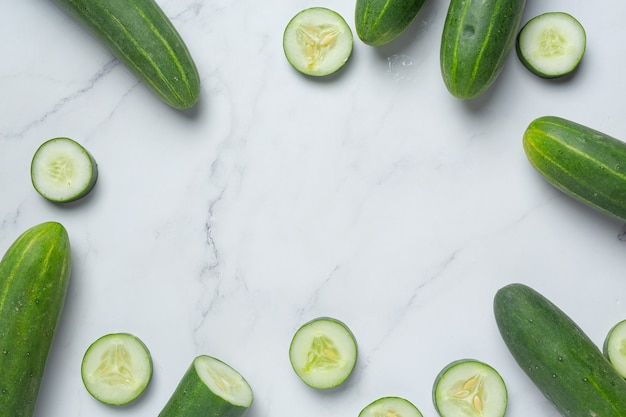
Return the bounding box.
[0,222,71,417]
[355,0,427,46]
[494,283,626,417]
[432,359,507,417]
[440,0,526,99]
[516,12,586,79]
[359,396,423,417]
[158,355,253,417]
[50,0,200,109]
[603,320,626,379]
[283,7,354,77]
[81,333,153,406]
[523,115,626,223]
[31,137,98,203]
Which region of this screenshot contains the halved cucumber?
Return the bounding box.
[158,355,253,417]
[289,316,358,389]
[359,396,423,417]
[516,12,586,78]
[433,359,507,417]
[31,137,98,203]
[81,333,153,406]
[604,319,626,379]
[283,7,353,77]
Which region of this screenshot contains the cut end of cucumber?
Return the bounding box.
[31,137,98,203]
[283,7,353,77]
[81,333,153,406]
[194,355,254,408]
[359,396,424,417]
[516,12,586,79]
[604,319,626,379]
[433,359,507,417]
[289,317,358,390]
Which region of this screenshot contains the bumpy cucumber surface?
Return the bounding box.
[440,0,526,99]
[31,137,98,203]
[158,355,253,417]
[355,0,427,46]
[494,283,626,417]
[0,222,71,417]
[51,0,200,109]
[289,316,358,389]
[81,333,153,406]
[523,116,626,222]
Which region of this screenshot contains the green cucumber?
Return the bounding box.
[494,283,626,417]
[523,116,626,222]
[50,0,200,109]
[0,222,71,417]
[31,137,98,203]
[355,0,427,46]
[158,355,253,417]
[516,12,586,79]
[359,396,423,417]
[283,7,354,77]
[289,316,358,390]
[603,320,626,379]
[440,0,526,99]
[81,333,153,406]
[432,359,507,417]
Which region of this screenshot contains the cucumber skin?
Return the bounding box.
[355,0,427,46]
[494,283,626,417]
[50,0,200,110]
[0,222,71,417]
[440,0,526,99]
[523,116,626,222]
[158,355,252,417]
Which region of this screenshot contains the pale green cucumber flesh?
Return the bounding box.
[31,137,98,203]
[604,320,626,379]
[0,222,71,417]
[283,7,353,77]
[158,355,253,417]
[289,316,358,389]
[433,359,507,417]
[359,396,423,417]
[81,333,153,406]
[516,12,586,78]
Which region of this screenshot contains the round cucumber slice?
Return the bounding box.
[289,316,358,390]
[516,12,586,79]
[81,333,153,406]
[359,396,424,417]
[283,7,353,77]
[433,359,507,417]
[603,319,626,378]
[31,137,98,203]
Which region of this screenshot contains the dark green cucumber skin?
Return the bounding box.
[355,0,427,46]
[51,0,200,110]
[0,222,71,417]
[494,283,626,417]
[440,0,526,99]
[158,355,251,417]
[523,116,626,222]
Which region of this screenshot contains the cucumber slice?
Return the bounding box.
[516,12,586,78]
[31,137,98,203]
[289,316,358,390]
[81,333,153,406]
[359,396,424,417]
[433,359,507,417]
[283,7,353,77]
[603,319,626,379]
[158,355,253,417]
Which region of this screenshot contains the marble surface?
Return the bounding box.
[2,0,626,416]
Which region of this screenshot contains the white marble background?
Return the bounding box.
[2,0,626,416]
